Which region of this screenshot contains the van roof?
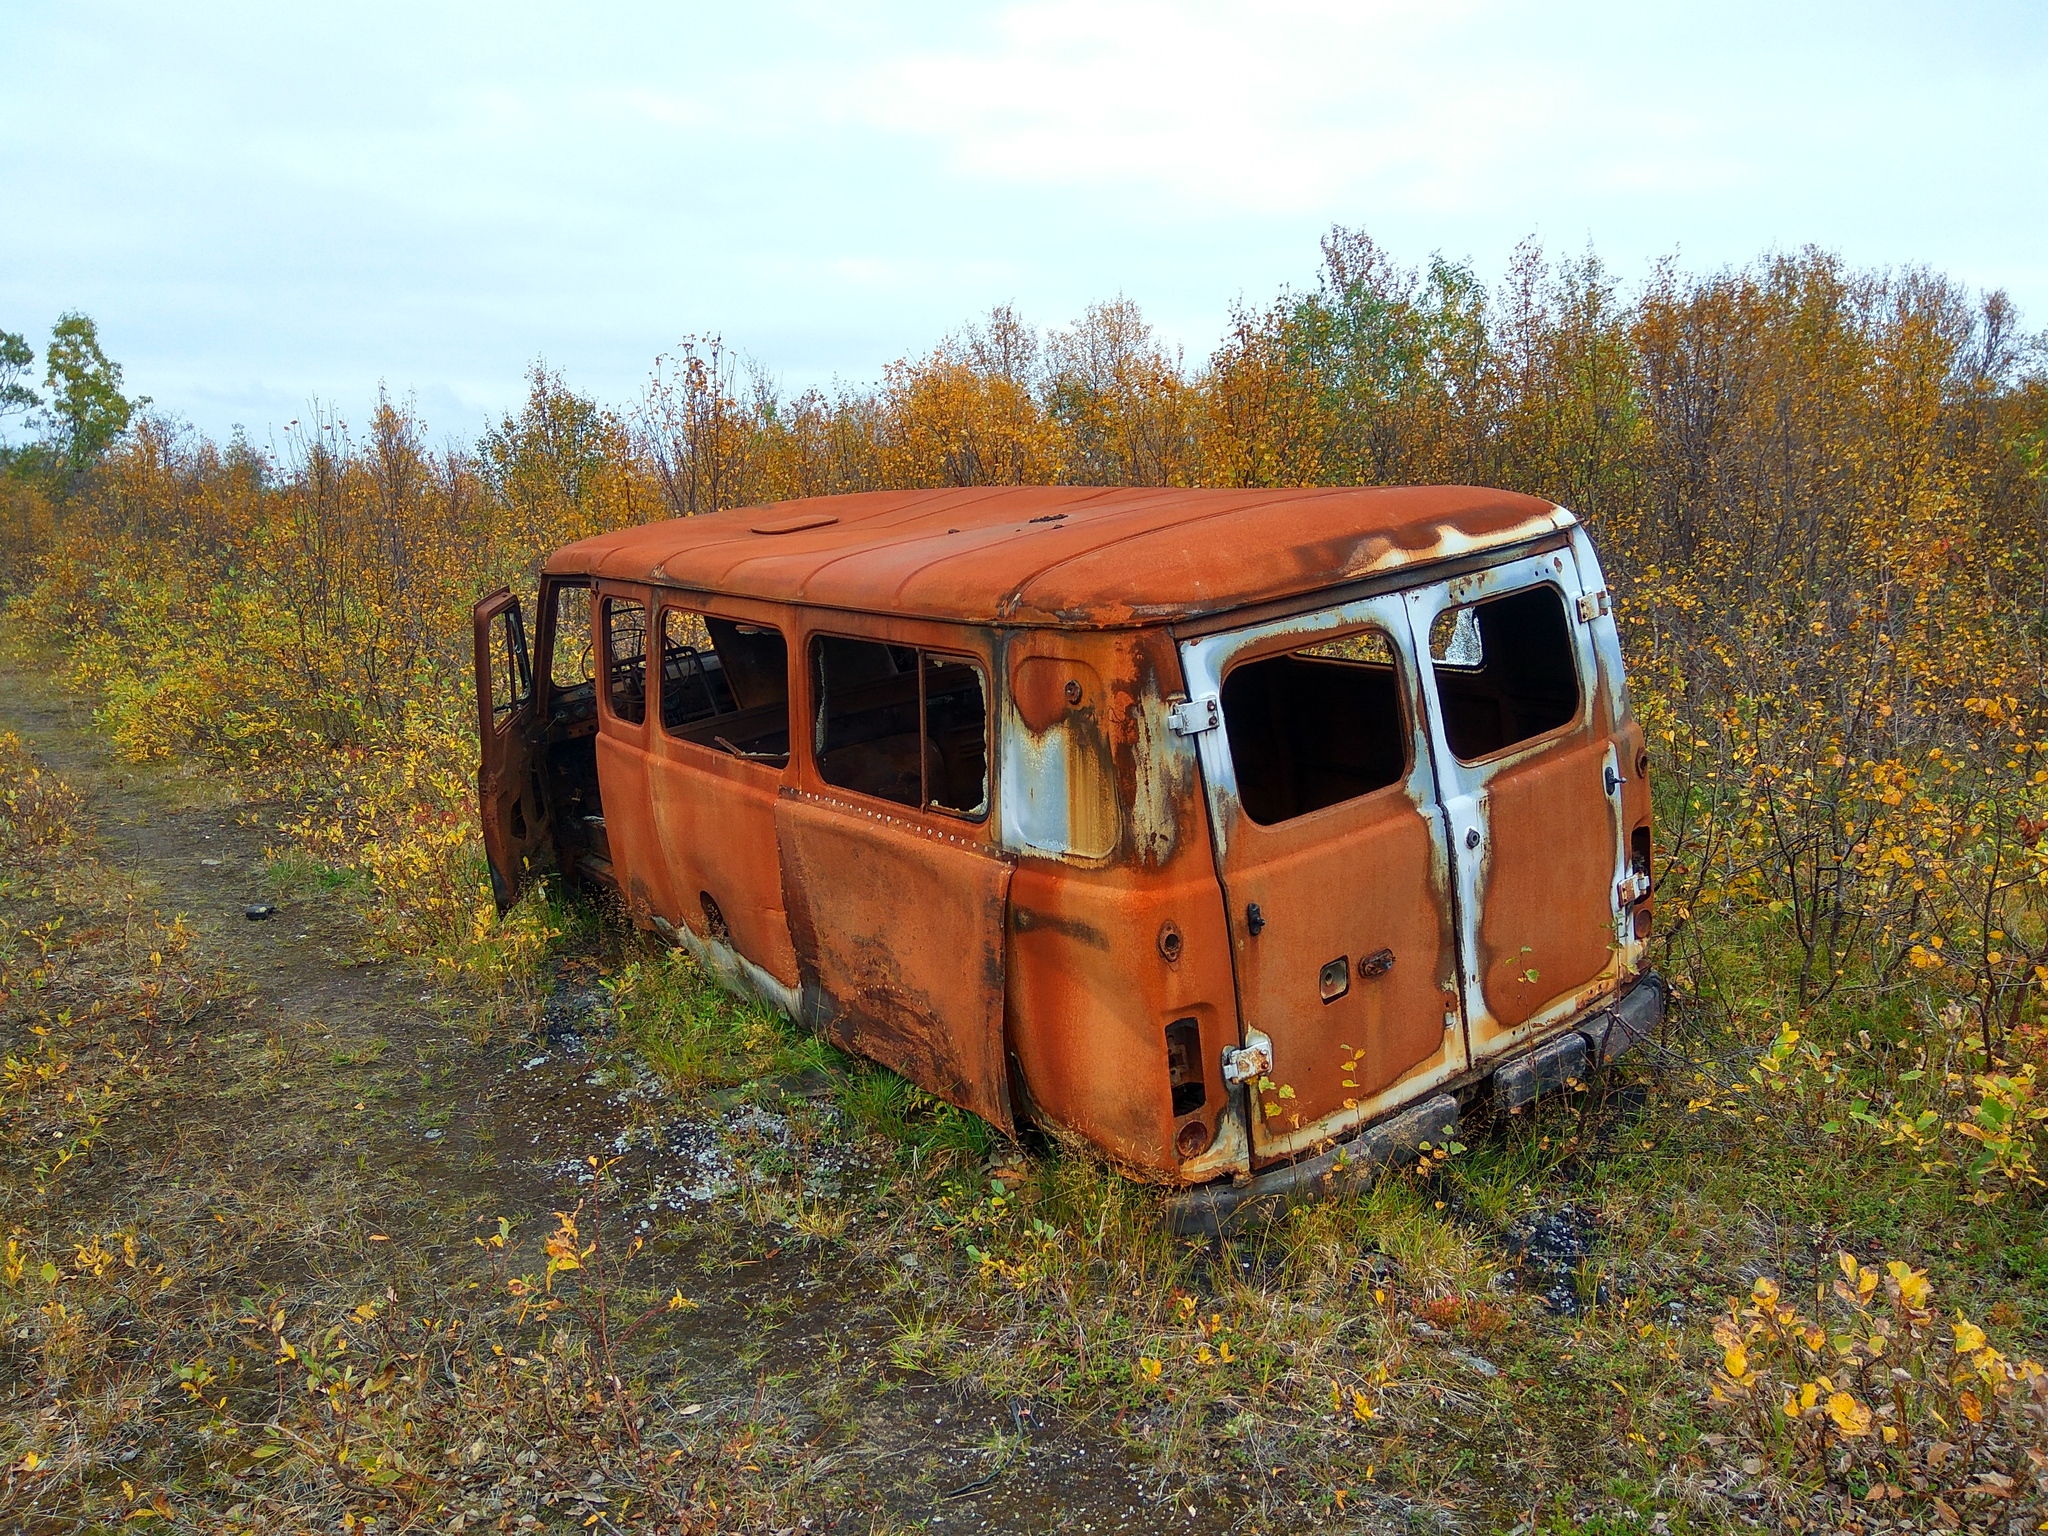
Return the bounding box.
[547,485,1572,629]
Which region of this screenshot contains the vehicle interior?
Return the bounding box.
[541,580,610,880]
[811,636,988,817]
[659,611,791,764]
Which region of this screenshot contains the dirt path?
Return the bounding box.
[0,653,1219,1535]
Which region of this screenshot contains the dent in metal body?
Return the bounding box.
[776,787,1017,1135]
[651,914,800,1019]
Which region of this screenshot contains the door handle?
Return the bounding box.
[1604,764,1626,795]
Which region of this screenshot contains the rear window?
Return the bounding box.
[1426,584,1579,761]
[1222,626,1408,826]
[811,635,988,819]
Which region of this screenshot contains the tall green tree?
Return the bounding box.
[0,329,36,431]
[44,312,133,472]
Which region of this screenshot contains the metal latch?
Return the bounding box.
[1221,1030,1273,1085]
[1168,695,1220,736]
[1575,589,1611,623]
[1616,871,1651,906]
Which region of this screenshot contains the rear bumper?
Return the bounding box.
[1166,971,1666,1237]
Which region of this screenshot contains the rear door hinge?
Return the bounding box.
[1168,695,1220,736]
[1221,1030,1273,1085]
[1575,589,1610,623]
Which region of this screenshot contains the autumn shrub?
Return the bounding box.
[1710,1256,2048,1519]
[0,732,82,859]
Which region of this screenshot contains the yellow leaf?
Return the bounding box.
[1825,1391,1872,1437]
[1957,1388,1983,1423]
[1885,1261,1931,1309]
[1723,1344,1748,1379]
[1953,1319,1986,1354]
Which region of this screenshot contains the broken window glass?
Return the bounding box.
[1221,625,1408,826]
[659,606,790,766]
[811,635,988,819]
[1426,584,1579,761]
[602,597,647,725]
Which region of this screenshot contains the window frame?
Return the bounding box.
[1419,578,1585,767]
[653,597,792,773]
[598,591,650,729]
[805,628,993,825]
[487,601,533,730]
[1215,617,1417,830]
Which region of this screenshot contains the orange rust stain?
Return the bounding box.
[776,790,1016,1134]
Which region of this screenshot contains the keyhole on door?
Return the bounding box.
[1465,828,1481,850]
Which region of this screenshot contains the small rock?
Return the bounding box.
[244,903,276,921]
[1449,1349,1499,1378]
[423,1128,444,1141]
[1408,1319,1445,1339]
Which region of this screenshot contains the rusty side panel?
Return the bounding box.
[646,740,800,989]
[776,788,1016,1134]
[997,631,1238,1179]
[642,594,800,992]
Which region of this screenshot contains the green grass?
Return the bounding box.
[603,946,831,1095]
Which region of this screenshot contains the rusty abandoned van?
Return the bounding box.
[473,486,1663,1230]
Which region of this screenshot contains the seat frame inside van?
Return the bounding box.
[474,486,1661,1222]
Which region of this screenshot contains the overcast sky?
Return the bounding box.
[3,0,2044,442]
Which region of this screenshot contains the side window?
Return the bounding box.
[488,604,532,724]
[811,635,988,819]
[659,606,791,766]
[602,597,647,725]
[1426,584,1579,761]
[1221,625,1408,826]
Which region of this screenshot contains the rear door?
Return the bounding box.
[1178,595,1464,1164]
[473,589,549,912]
[1403,551,1629,1065]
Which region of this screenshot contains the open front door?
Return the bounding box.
[1179,593,1464,1166]
[1402,552,1628,1065]
[474,589,550,913]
